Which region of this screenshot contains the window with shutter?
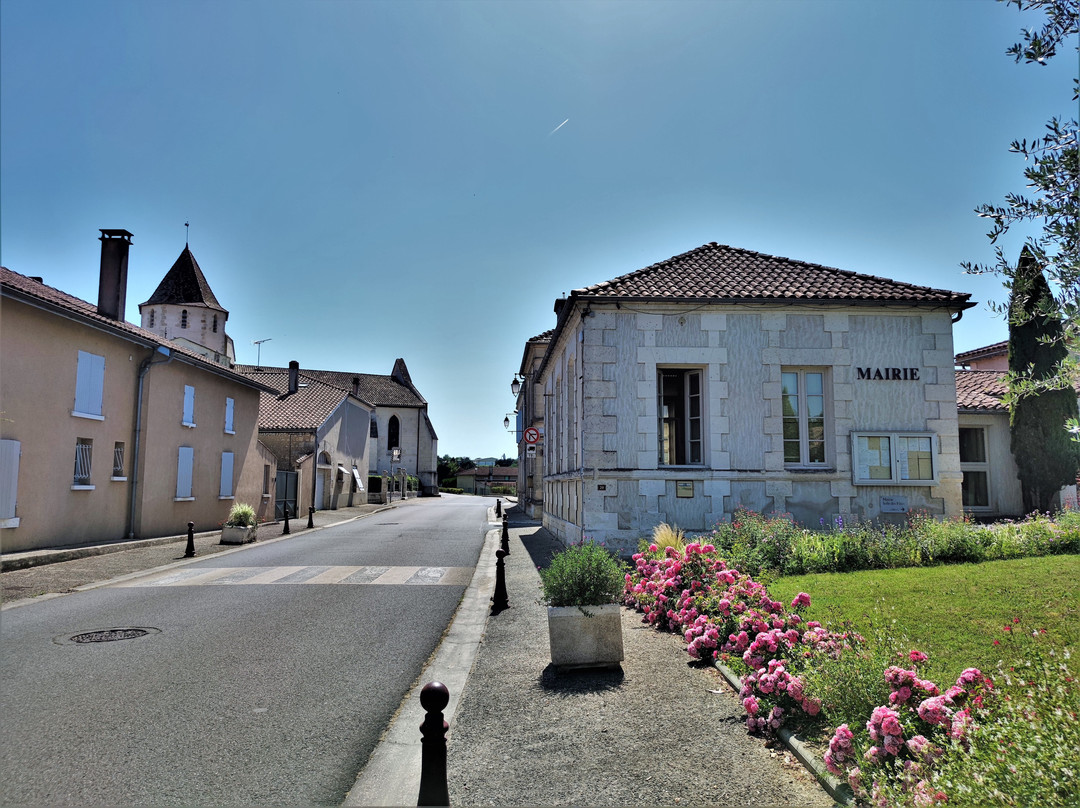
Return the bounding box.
[176,446,194,499]
[219,451,234,498]
[1,439,20,526]
[73,351,105,419]
[182,385,196,427]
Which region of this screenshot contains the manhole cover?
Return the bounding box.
[61,627,160,644]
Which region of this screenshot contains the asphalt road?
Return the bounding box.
[0,495,490,806]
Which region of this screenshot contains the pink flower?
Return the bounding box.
[791,592,811,610]
[909,649,929,664]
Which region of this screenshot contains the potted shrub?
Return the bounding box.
[220,503,258,544]
[540,541,627,669]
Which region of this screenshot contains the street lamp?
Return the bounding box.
[503,413,517,432]
[510,375,521,397]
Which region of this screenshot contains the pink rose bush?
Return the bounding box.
[823,649,992,805]
[625,541,852,734]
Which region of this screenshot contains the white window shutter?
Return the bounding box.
[0,439,20,519]
[219,452,234,497]
[176,446,194,498]
[225,397,235,432]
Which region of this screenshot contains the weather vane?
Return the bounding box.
[185,221,189,246]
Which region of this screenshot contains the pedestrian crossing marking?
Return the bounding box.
[117,565,471,588]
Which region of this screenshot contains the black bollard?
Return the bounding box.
[417,682,450,807]
[307,505,315,530]
[495,498,501,518]
[283,504,291,535]
[501,515,510,555]
[184,521,196,558]
[491,548,509,613]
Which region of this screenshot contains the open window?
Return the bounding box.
[658,368,703,466]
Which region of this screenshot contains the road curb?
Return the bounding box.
[343,519,501,806]
[714,662,853,806]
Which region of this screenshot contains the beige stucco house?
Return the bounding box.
[239,360,440,496]
[0,230,277,552]
[233,363,373,518]
[522,241,975,554]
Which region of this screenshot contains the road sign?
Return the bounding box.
[524,427,541,444]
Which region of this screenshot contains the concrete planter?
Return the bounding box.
[546,603,624,669]
[220,525,257,545]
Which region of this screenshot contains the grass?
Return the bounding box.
[767,554,1080,684]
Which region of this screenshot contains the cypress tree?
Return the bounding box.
[1008,248,1080,513]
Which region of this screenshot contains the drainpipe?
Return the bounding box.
[128,345,174,538]
[416,406,423,494]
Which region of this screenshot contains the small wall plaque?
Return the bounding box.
[880,496,909,514]
[676,481,694,498]
[597,484,607,491]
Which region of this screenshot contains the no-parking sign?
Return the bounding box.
[524,427,541,444]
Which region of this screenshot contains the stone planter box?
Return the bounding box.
[220,525,257,545]
[546,603,624,669]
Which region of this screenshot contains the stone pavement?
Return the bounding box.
[347,506,838,808]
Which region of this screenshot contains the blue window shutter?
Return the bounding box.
[75,351,105,416]
[219,452,234,497]
[183,385,195,425]
[0,439,20,519]
[176,447,194,498]
[225,397,235,432]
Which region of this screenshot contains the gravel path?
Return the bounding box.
[447,526,834,807]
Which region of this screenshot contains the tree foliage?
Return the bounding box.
[436,454,474,484]
[1008,248,1080,512]
[962,0,1079,406]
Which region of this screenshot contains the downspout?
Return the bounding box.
[311,430,319,512]
[416,406,423,494]
[128,345,174,538]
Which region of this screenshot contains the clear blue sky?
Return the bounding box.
[2,1,1074,459]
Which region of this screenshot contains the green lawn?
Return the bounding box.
[768,554,1080,684]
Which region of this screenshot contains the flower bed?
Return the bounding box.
[624,537,1080,806]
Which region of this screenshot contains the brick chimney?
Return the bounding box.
[97,229,133,320]
[352,376,360,396]
[288,360,300,395]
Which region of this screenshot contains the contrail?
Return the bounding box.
[548,118,569,136]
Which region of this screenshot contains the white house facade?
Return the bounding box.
[531,242,975,554]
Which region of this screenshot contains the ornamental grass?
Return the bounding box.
[703,508,1080,579]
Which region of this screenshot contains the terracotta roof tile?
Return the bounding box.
[1,265,267,392]
[955,370,1008,411]
[574,242,973,307]
[237,368,366,430]
[233,364,425,408]
[955,341,1008,365]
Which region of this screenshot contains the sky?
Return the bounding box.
[1,0,1075,459]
